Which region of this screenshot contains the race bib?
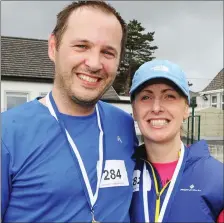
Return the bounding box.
[99,160,129,188]
[132,169,151,192]
[132,170,141,192]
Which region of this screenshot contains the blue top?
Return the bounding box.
[1,98,138,222]
[130,140,224,222]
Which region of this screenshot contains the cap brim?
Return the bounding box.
[130,73,189,103]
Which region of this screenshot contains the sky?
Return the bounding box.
[1,1,223,92]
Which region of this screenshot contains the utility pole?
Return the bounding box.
[190,97,197,144]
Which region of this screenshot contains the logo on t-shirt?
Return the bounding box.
[180,184,201,192]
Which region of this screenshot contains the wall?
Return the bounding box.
[183,107,224,140]
[1,80,53,111]
[196,95,210,108]
[196,89,224,109]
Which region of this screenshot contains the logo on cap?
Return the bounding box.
[151,65,169,72]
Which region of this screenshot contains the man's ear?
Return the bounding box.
[48,34,57,62]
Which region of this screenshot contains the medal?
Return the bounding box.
[91,210,100,223]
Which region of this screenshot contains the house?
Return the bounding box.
[182,69,224,148]
[1,36,122,111]
[196,68,224,110]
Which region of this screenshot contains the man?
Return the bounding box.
[1,1,138,222]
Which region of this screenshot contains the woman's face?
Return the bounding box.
[132,82,189,144]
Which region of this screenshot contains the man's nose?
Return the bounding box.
[84,50,103,72]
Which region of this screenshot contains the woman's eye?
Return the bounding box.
[141,95,150,100]
[165,94,176,99]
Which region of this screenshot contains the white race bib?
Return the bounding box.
[132,170,141,192]
[99,160,129,188]
[132,169,151,192]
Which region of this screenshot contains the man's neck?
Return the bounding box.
[144,136,182,163]
[39,86,95,116]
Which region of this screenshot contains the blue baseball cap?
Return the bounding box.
[130,59,190,103]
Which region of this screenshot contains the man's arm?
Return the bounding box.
[1,139,12,220]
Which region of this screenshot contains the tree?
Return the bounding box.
[113,19,158,95]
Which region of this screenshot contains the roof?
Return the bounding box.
[1,36,119,100]
[189,90,199,98]
[202,68,224,92]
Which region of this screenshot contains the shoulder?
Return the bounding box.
[2,99,49,129]
[187,143,223,195]
[98,100,133,122]
[203,156,223,181]
[185,140,223,188]
[1,99,55,152]
[186,140,223,176]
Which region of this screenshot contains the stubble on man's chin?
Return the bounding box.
[70,95,98,108]
[55,70,115,108]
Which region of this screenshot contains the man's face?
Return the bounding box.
[48,7,122,105]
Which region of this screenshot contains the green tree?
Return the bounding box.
[113,19,158,95]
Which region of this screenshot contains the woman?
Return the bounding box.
[129,60,224,222]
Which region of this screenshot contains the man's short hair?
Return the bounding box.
[52,1,127,61]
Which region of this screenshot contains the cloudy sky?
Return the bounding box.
[2,1,223,92]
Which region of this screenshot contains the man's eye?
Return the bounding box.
[102,51,114,56]
[75,45,87,49]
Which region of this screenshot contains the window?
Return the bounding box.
[211,95,217,108]
[222,94,224,110]
[39,92,48,97]
[5,92,29,110]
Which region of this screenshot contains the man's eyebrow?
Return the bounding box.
[71,39,118,54]
[71,39,90,43]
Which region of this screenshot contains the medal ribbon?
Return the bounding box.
[143,142,185,222]
[46,92,104,217]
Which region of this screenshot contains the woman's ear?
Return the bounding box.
[183,104,190,121]
[131,102,137,121]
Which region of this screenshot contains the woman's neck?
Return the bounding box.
[144,136,182,163]
[39,86,95,116]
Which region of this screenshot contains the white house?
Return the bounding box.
[182,69,224,147]
[196,69,224,110]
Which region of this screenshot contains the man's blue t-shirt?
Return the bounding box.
[1,98,138,222]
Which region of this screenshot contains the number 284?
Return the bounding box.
[103,169,121,180]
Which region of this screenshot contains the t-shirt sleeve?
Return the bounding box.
[1,139,12,219]
[217,210,224,223]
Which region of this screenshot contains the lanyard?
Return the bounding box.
[46,92,104,221]
[143,142,185,223]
